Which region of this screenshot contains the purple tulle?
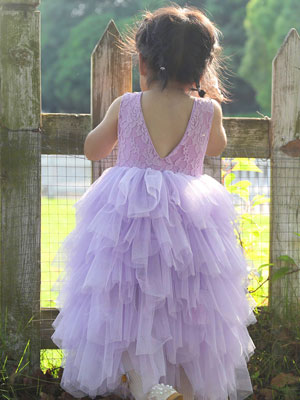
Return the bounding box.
[51,165,257,400]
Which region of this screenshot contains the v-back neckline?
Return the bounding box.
[139,91,197,161]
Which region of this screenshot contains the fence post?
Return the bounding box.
[269,28,300,325]
[0,0,41,373]
[203,157,221,182]
[90,20,132,181]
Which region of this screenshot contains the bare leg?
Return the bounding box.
[126,368,148,400]
[122,352,193,400]
[178,365,194,400]
[121,351,148,400]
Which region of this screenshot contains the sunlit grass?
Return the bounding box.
[40,349,64,374]
[41,196,77,308]
[41,196,78,371]
[239,213,270,306]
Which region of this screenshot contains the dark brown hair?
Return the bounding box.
[118,3,232,103]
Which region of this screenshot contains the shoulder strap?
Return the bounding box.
[117,92,134,140]
[201,98,215,152]
[116,92,142,165]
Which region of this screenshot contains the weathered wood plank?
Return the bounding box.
[222,117,270,158]
[41,114,270,158]
[41,113,90,155]
[0,0,39,11]
[0,1,41,373]
[269,28,300,322]
[203,156,222,181]
[35,308,58,349]
[90,20,132,181]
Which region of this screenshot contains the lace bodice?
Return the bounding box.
[116,91,214,177]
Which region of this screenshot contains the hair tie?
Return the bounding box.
[198,88,206,97]
[196,82,206,98]
[190,86,206,98]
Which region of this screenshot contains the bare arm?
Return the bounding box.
[205,99,227,157]
[84,96,122,161]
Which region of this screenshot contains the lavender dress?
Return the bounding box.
[51,91,257,400]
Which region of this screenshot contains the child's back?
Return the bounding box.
[136,87,226,160]
[51,5,257,400]
[116,90,215,177]
[138,89,201,160]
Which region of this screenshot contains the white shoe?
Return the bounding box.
[147,383,183,400]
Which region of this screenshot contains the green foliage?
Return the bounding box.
[223,158,270,305]
[39,0,167,113]
[238,0,300,114]
[251,194,270,207]
[271,254,299,282]
[231,158,262,172]
[198,0,260,115]
[41,196,77,308]
[55,12,114,113]
[223,158,300,307]
[271,266,292,282]
[228,180,252,201]
[39,0,299,114]
[39,0,262,115]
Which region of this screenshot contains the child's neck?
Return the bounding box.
[146,81,193,96]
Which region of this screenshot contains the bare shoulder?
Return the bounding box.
[105,95,123,119]
[210,98,223,118]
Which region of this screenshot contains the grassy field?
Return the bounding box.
[41,196,78,308]
[239,213,270,306]
[41,196,78,370]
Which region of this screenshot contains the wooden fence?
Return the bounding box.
[0,0,299,375]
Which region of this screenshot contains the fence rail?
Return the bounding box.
[41,113,270,158]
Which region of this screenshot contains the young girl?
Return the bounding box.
[51,4,257,400]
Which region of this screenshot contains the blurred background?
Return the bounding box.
[37,0,299,118]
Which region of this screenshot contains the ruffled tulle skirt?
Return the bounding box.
[51,165,257,400]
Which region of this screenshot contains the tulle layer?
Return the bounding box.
[51,165,257,400]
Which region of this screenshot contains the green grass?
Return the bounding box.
[41,196,79,371]
[41,196,78,308]
[239,213,270,306]
[40,348,64,374]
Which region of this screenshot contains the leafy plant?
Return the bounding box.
[222,158,270,306]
